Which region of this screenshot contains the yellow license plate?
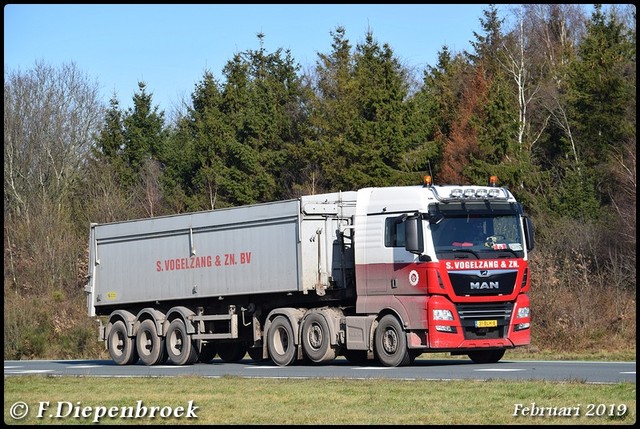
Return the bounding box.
[475,320,497,328]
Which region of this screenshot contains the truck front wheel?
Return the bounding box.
[374,315,411,367]
[267,316,297,366]
[166,319,198,365]
[107,320,138,365]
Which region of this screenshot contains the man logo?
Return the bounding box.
[470,281,499,289]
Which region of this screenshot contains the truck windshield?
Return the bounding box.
[430,214,524,257]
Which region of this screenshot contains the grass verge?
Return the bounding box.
[4,375,636,425]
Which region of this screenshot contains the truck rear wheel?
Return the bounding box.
[166,319,198,365]
[467,349,505,364]
[248,346,266,361]
[342,349,368,364]
[302,312,337,363]
[374,315,411,367]
[107,320,138,365]
[136,319,166,366]
[268,315,297,366]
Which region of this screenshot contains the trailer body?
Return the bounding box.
[88,194,353,309]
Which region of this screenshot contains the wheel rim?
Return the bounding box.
[110,330,125,357]
[307,324,323,350]
[382,327,398,355]
[139,330,152,357]
[273,326,289,355]
[169,329,184,355]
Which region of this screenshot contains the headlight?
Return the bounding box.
[517,306,530,318]
[433,309,454,321]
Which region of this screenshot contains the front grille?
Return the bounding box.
[456,303,513,340]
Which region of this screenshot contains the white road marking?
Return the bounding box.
[245,366,281,369]
[352,367,393,370]
[474,368,526,372]
[5,369,54,374]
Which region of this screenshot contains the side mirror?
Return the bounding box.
[523,216,534,251]
[405,215,424,254]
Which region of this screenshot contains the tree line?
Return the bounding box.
[4,4,636,359]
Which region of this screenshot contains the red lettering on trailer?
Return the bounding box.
[156,253,252,272]
[156,255,213,272]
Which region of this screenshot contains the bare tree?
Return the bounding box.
[138,157,164,217]
[500,5,536,152]
[4,61,104,220]
[4,61,103,295]
[521,4,587,163]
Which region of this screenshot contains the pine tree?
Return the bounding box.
[121,82,167,182]
[305,26,357,192]
[94,93,130,186]
[566,4,635,168]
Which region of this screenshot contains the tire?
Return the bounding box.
[267,315,297,366]
[198,342,217,363]
[342,349,368,364]
[107,320,138,365]
[467,349,505,364]
[218,342,247,362]
[247,346,266,361]
[165,319,198,365]
[374,315,411,367]
[136,319,166,366]
[301,312,337,363]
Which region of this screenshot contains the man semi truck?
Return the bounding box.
[86,176,534,367]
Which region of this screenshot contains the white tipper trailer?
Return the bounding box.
[86,176,534,367]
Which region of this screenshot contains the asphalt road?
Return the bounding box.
[4,358,635,384]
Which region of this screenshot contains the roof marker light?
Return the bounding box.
[475,189,488,198]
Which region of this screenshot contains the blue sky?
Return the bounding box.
[5,4,503,113]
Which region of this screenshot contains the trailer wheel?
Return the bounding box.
[467,349,505,364]
[302,313,337,363]
[136,319,166,366]
[218,342,247,362]
[166,319,198,365]
[198,343,217,363]
[267,316,297,366]
[374,315,411,367]
[107,320,138,365]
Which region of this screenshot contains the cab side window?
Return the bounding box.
[385,217,405,247]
